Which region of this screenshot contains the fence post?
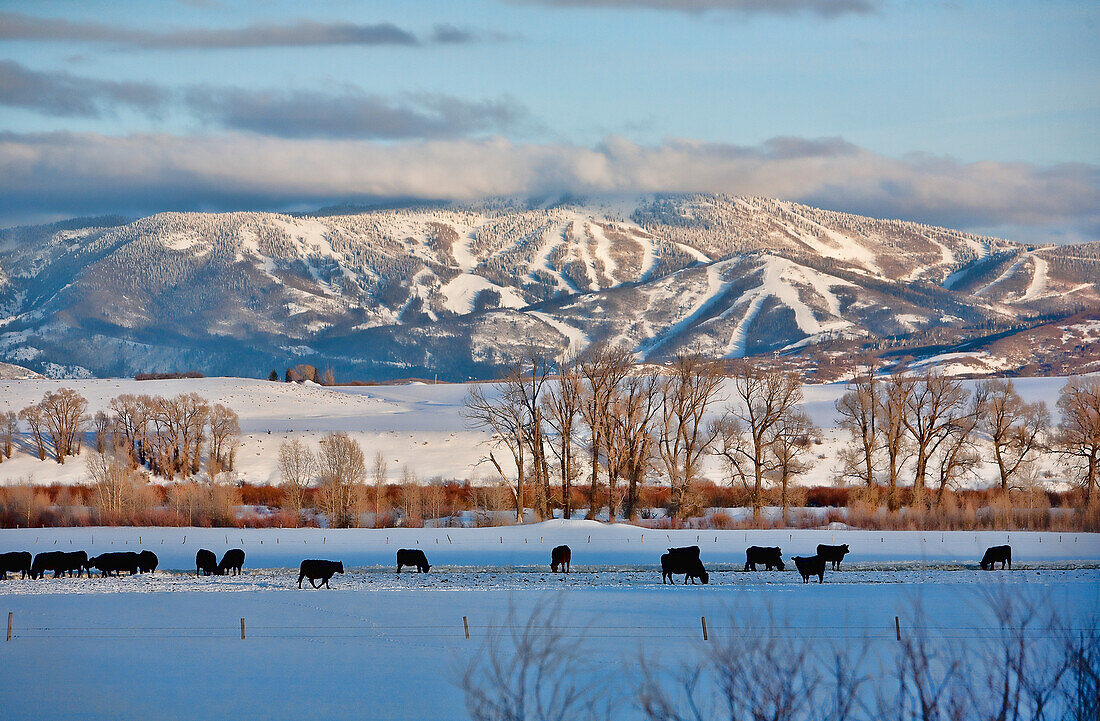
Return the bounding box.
[700,616,708,641]
[463,616,470,640]
[7,612,12,642]
[240,618,246,640]
[895,616,901,642]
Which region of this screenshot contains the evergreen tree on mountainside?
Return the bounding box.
[284,369,292,383]
[269,370,279,382]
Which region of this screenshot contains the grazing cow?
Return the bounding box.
[218,549,245,576]
[816,544,850,570]
[744,546,785,571]
[0,551,32,580]
[138,550,159,574]
[793,555,826,584]
[661,546,709,585]
[298,559,344,589]
[196,549,220,576]
[397,549,431,574]
[550,545,571,573]
[88,552,140,577]
[980,545,1012,570]
[30,551,88,579]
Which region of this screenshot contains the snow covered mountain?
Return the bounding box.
[1,195,1096,379]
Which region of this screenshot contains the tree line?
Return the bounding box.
[463,345,1100,525]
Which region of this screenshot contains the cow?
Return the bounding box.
[661,546,709,585]
[550,545,571,573]
[219,549,245,576]
[0,551,32,580]
[196,549,220,576]
[793,555,826,584]
[298,559,344,589]
[30,550,88,579]
[980,545,1012,570]
[138,550,159,574]
[88,552,140,577]
[397,549,431,574]
[744,546,785,571]
[816,544,850,570]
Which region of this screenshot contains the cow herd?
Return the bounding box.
[0,542,1015,588]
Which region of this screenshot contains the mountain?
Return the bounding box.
[1,195,1097,380]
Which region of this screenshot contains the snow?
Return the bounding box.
[1021,253,1049,301]
[527,310,590,356]
[639,263,729,357]
[439,273,528,315]
[0,524,1095,720]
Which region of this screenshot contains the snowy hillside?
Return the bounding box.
[0,374,1081,490]
[1,195,1096,380]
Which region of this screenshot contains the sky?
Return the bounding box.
[0,0,1097,243]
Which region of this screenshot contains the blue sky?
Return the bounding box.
[1,0,1097,241]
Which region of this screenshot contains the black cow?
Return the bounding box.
[744,546,785,571]
[816,544,850,570]
[661,546,709,585]
[219,549,245,576]
[138,550,159,573]
[88,552,140,577]
[30,550,88,579]
[196,549,220,576]
[0,551,32,579]
[550,545,571,573]
[397,549,430,574]
[298,559,344,589]
[793,555,826,584]
[980,545,1012,570]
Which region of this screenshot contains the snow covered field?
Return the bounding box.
[0,524,1097,720]
[0,374,1082,488]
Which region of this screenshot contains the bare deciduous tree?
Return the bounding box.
[278,437,315,525]
[1054,378,1100,508]
[836,364,880,487]
[465,382,528,522]
[87,449,148,518]
[18,403,47,461]
[316,431,366,527]
[38,388,88,464]
[579,344,633,520]
[976,379,1049,494]
[372,450,389,527]
[606,369,662,522]
[901,369,970,507]
[878,371,913,512]
[1,410,16,459]
[716,363,801,521]
[544,355,583,519]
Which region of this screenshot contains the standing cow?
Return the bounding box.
[0,551,32,580]
[219,549,245,576]
[88,552,140,577]
[397,549,431,574]
[550,545,571,573]
[196,549,220,576]
[138,550,159,573]
[298,559,344,589]
[793,555,826,584]
[661,546,709,585]
[816,544,850,570]
[980,545,1012,570]
[744,546,785,571]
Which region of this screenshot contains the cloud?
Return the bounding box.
[0,132,1096,243]
[515,0,878,17]
[183,87,527,139]
[0,60,167,117]
[0,61,524,139]
[0,12,482,49]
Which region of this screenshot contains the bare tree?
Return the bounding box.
[835,365,880,487]
[769,409,818,524]
[400,464,421,524]
[544,355,583,519]
[1054,378,1100,508]
[465,382,528,523]
[208,403,241,473]
[38,388,88,463]
[606,369,662,521]
[1,410,16,459]
[901,369,970,507]
[278,437,315,525]
[109,394,151,466]
[578,344,633,520]
[18,403,47,461]
[93,410,111,453]
[975,378,1050,495]
[507,354,554,520]
[716,363,800,521]
[87,449,148,518]
[372,450,389,527]
[931,415,980,506]
[316,431,366,527]
[878,371,913,511]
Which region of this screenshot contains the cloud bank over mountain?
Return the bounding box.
[1,131,1095,243]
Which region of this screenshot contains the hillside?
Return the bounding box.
[0,195,1096,380]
